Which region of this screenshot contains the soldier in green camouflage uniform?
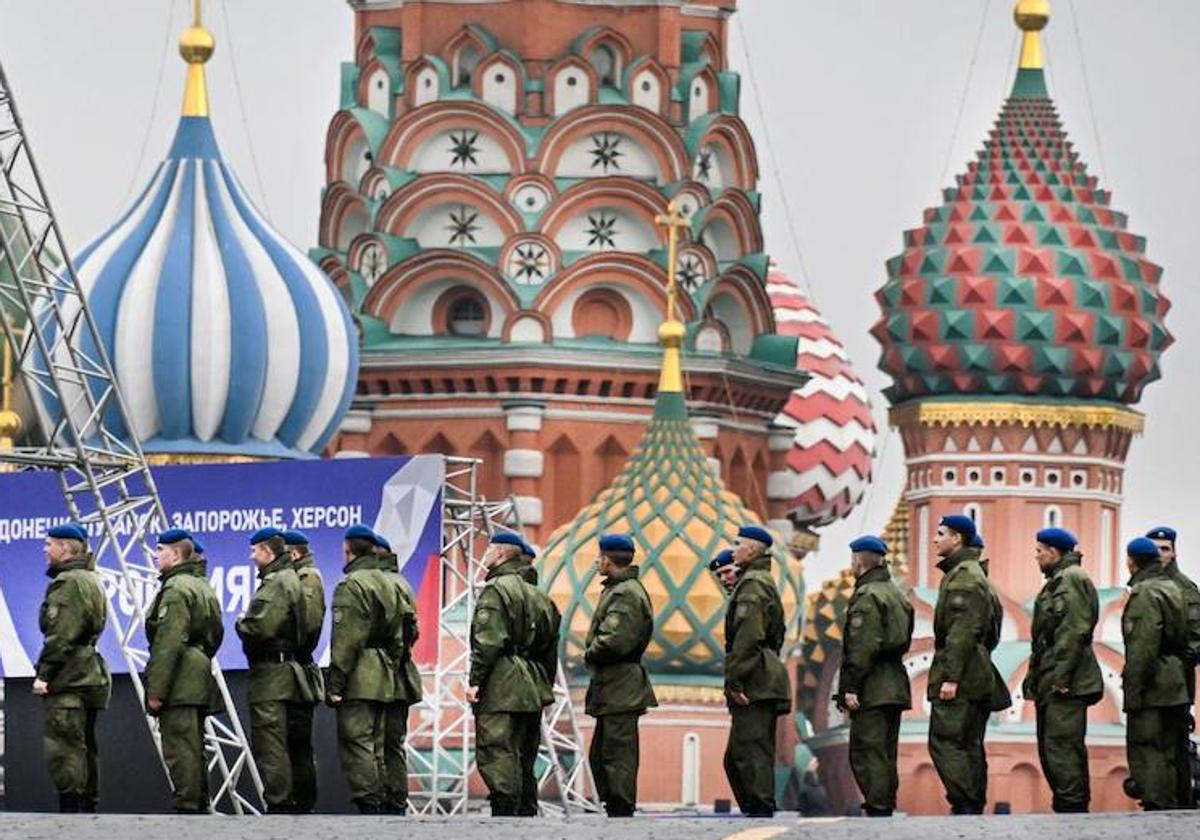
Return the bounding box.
[1147,526,1200,807]
[324,525,405,813]
[144,529,224,814]
[33,523,111,813]
[722,525,790,818]
[836,536,913,817]
[516,538,560,816]
[584,533,657,818]
[235,527,315,813]
[927,515,998,815]
[373,533,423,815]
[1122,537,1191,810]
[1023,528,1103,813]
[468,532,555,816]
[284,529,324,813]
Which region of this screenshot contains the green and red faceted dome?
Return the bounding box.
[871,60,1171,406]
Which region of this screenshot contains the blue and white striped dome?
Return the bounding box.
[59,115,358,458]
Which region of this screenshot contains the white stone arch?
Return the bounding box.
[708,291,751,355]
[337,204,370,251]
[552,65,591,116]
[554,131,660,181]
[480,57,519,114]
[701,217,739,263]
[410,129,511,175]
[414,66,440,106]
[341,132,371,188]
[689,75,711,122]
[366,67,390,116]
[554,207,657,254]
[631,67,662,112]
[550,282,660,343]
[403,202,506,249]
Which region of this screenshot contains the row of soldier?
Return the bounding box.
[33,519,790,818]
[835,517,1200,816]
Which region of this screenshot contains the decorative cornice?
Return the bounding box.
[889,401,1144,434]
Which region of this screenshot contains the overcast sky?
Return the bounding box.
[1,1,1196,588]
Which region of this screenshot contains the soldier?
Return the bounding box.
[969,533,1013,718]
[516,537,561,816]
[373,532,423,815]
[283,529,324,813]
[235,526,314,813]
[144,528,225,814]
[836,535,914,817]
[1023,528,1103,813]
[325,524,404,813]
[467,531,550,817]
[33,522,111,813]
[1122,537,1191,810]
[928,514,997,815]
[723,525,790,818]
[709,549,740,593]
[583,533,657,818]
[1146,526,1200,807]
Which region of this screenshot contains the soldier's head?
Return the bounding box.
[732,525,773,567]
[342,524,377,563]
[155,528,195,573]
[708,549,739,592]
[1145,526,1177,565]
[249,527,286,568]
[934,515,975,558]
[1126,537,1161,577]
[595,533,635,578]
[1035,528,1077,572]
[849,536,888,578]
[484,531,524,569]
[43,523,88,568]
[284,529,310,562]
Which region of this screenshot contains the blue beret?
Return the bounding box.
[48,523,88,543]
[849,536,888,556]
[1146,526,1177,543]
[156,528,192,546]
[970,533,985,550]
[374,534,392,552]
[737,525,773,547]
[490,531,524,548]
[192,536,206,554]
[939,515,976,540]
[522,541,537,559]
[1127,537,1161,560]
[708,549,735,572]
[1036,528,1078,553]
[344,524,376,542]
[598,533,636,554]
[283,529,309,546]
[249,527,284,545]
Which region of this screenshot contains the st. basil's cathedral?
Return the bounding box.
[6,0,1178,818]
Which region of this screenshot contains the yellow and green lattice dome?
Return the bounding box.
[538,388,804,681]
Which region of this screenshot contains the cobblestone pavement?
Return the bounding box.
[0,812,1198,840]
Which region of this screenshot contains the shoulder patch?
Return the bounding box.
[333,607,344,625]
[849,613,864,629]
[47,604,59,621]
[157,603,169,621]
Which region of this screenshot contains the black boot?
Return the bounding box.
[58,793,82,813]
[490,799,518,817]
[864,806,893,817]
[384,801,408,816]
[354,799,384,815]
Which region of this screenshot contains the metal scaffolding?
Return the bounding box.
[405,456,596,815]
[0,60,262,814]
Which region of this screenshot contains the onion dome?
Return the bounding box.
[768,266,876,527]
[871,1,1171,406]
[539,220,803,679]
[55,9,357,458]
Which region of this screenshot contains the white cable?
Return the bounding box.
[217,0,274,221]
[732,12,818,306]
[1067,0,1108,183]
[120,0,179,210]
[939,0,993,187]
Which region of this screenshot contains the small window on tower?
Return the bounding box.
[455,43,482,87]
[444,291,488,336]
[590,44,619,87]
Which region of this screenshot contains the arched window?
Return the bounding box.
[435,287,491,337]
[571,288,632,341]
[455,43,482,88]
[1044,505,1062,529]
[590,44,619,87]
[963,503,982,529]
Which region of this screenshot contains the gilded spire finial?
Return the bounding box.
[180,0,215,117]
[1015,0,1050,70]
[654,201,692,394]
